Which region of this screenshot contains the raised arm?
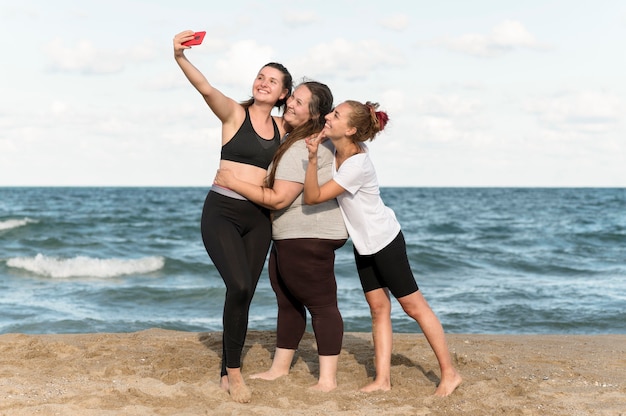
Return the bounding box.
[303,134,345,205]
[173,31,239,124]
[214,168,302,210]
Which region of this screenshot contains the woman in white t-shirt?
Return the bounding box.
[303,100,462,397]
[214,81,348,392]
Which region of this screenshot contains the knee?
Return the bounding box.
[400,298,432,320]
[401,302,420,318]
[311,306,342,323]
[227,282,255,304]
[368,300,391,320]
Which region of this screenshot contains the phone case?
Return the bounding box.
[182,31,206,46]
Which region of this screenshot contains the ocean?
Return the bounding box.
[1,187,624,335]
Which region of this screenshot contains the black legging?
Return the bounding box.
[201,191,272,377]
[270,238,347,356]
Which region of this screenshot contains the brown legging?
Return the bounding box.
[269,238,347,355]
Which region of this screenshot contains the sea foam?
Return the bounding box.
[0,218,37,231]
[6,254,165,278]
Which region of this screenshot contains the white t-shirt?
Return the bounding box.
[332,143,401,255]
[272,140,348,240]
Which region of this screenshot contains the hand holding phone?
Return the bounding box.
[182,31,206,46]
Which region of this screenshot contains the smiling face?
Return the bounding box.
[323,102,355,140]
[283,85,314,129]
[252,66,289,105]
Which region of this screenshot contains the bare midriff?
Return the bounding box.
[218,159,268,186]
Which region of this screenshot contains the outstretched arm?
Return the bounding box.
[173,30,238,124]
[303,133,346,205]
[214,168,302,210]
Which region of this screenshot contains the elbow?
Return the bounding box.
[269,201,286,210]
[270,196,295,210]
[303,195,315,205]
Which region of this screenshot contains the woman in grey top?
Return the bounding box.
[214,80,347,392]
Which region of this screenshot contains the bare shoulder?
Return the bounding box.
[221,103,247,142]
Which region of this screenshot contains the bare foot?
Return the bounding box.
[434,369,462,397]
[228,377,252,403]
[223,370,252,403]
[359,378,391,393]
[249,369,288,381]
[220,375,229,392]
[309,379,336,392]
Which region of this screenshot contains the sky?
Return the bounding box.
[1,0,625,187]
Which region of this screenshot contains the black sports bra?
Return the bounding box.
[220,108,280,169]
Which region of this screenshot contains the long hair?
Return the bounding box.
[240,62,293,111]
[265,81,333,188]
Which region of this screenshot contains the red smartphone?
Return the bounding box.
[182,31,206,46]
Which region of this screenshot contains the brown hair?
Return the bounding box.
[343,100,389,142]
[265,80,334,188]
[240,62,293,111]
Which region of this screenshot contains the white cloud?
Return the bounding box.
[141,70,190,91]
[416,94,483,118]
[379,89,406,114]
[437,20,549,57]
[380,14,409,31]
[409,115,491,145]
[44,38,158,74]
[525,90,623,136]
[283,10,319,26]
[212,40,277,87]
[370,92,491,151]
[388,93,493,148]
[292,38,405,80]
[0,4,40,19]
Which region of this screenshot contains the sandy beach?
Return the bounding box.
[0,329,623,415]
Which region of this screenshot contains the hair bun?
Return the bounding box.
[376,111,389,131]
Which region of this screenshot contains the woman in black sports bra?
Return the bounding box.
[174,30,293,403]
